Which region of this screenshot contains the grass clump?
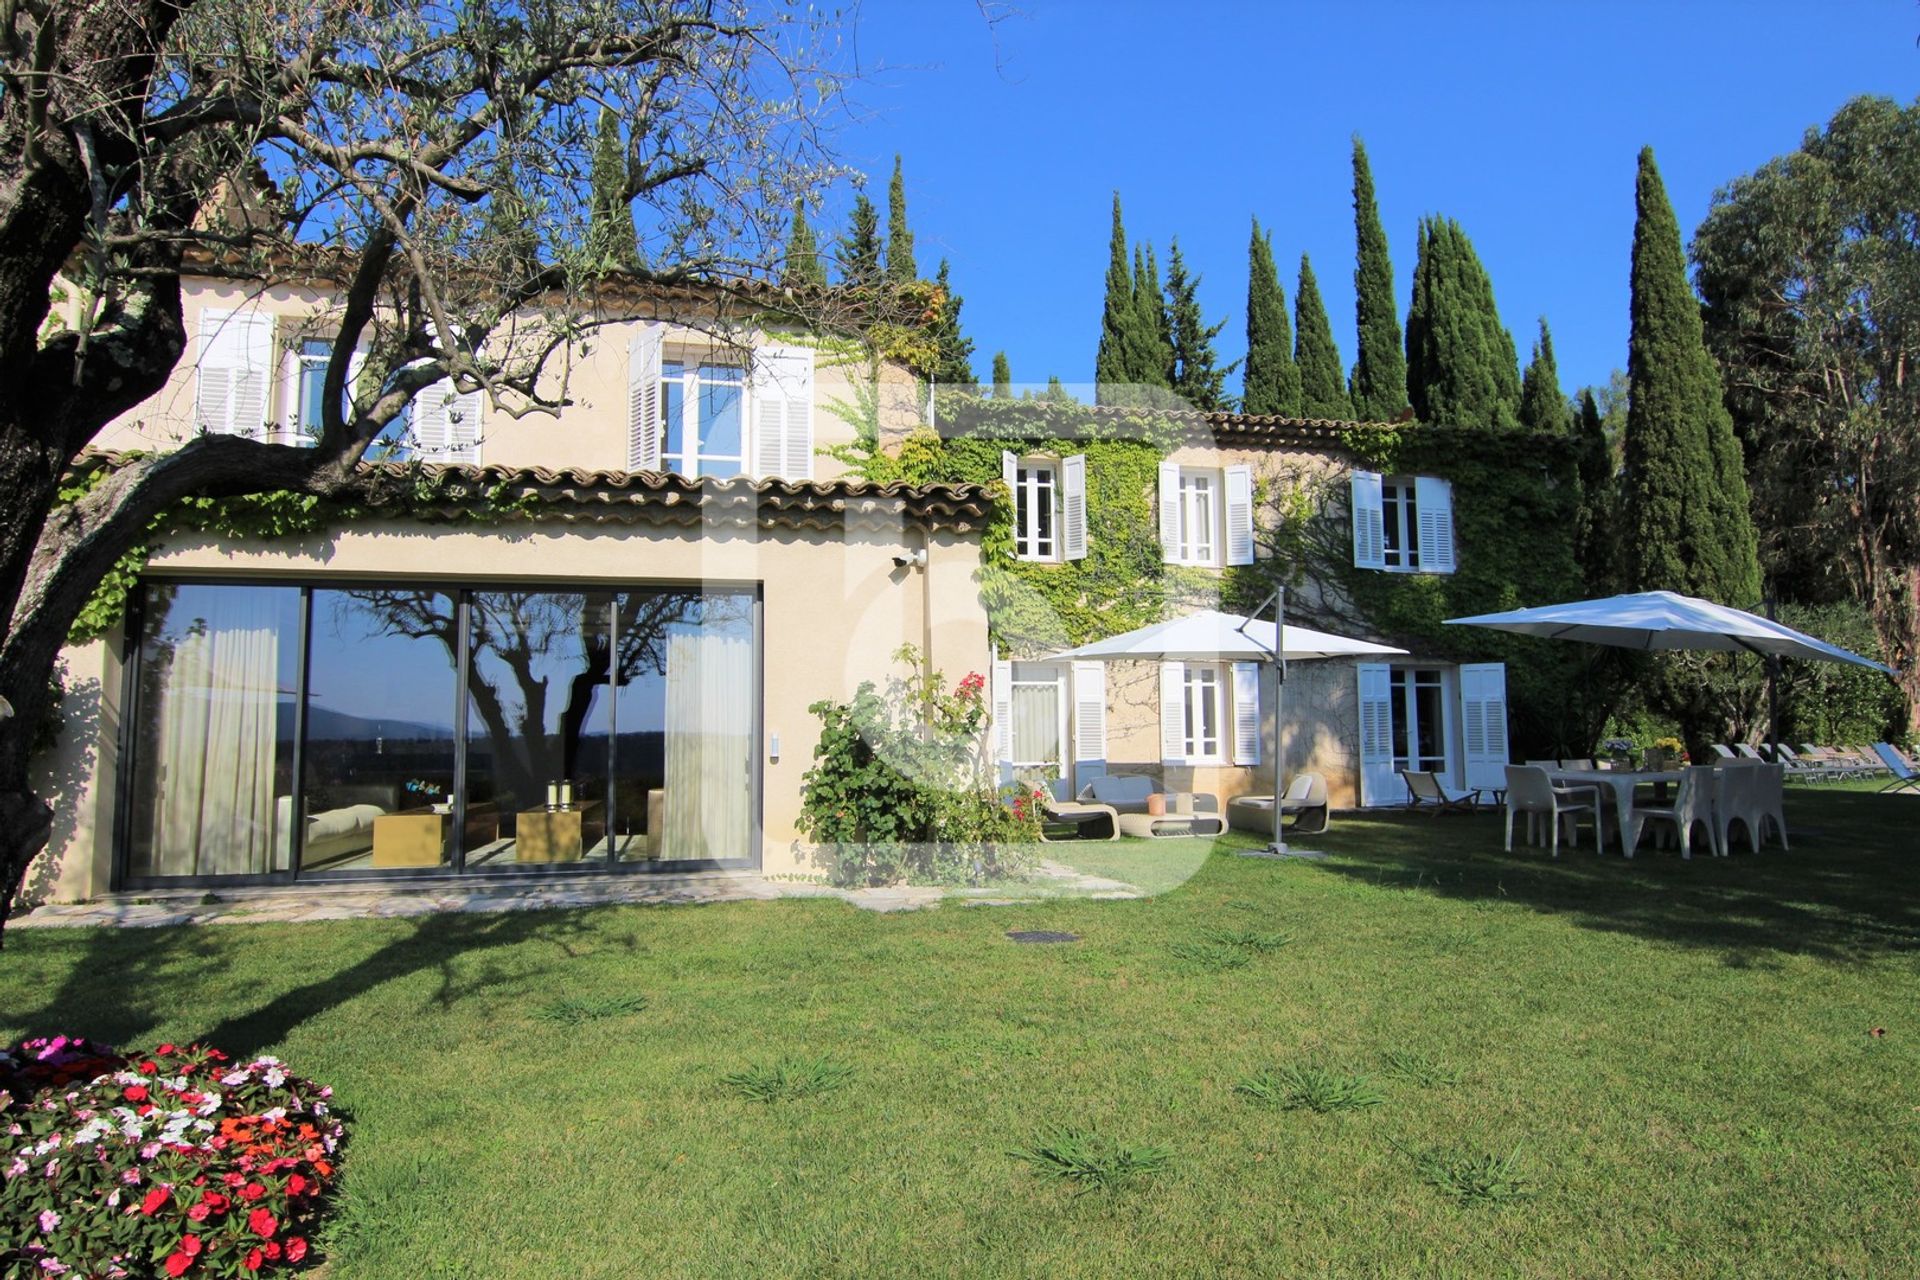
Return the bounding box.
[1009,1126,1173,1193]
[1169,939,1253,970]
[531,993,650,1025]
[1198,927,1293,952]
[1235,1064,1383,1113]
[1404,1143,1537,1205]
[1379,1048,1462,1088]
[719,1054,856,1103]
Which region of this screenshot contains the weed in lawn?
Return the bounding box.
[719,1054,856,1103]
[1198,927,1293,952]
[1009,1127,1174,1193]
[1379,1049,1462,1088]
[1235,1064,1384,1113]
[530,993,650,1025]
[1403,1143,1537,1205]
[1170,940,1253,970]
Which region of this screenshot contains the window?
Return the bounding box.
[1014,461,1058,560]
[1183,665,1223,762]
[661,360,745,478]
[1177,471,1218,565]
[1008,662,1065,772]
[1159,462,1253,567]
[1351,472,1455,573]
[290,339,331,442]
[1389,668,1448,775]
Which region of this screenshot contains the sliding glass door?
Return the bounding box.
[120,579,759,887]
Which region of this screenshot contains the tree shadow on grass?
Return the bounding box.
[1302,790,1920,964]
[8,904,641,1059]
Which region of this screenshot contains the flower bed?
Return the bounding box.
[1,1035,344,1277]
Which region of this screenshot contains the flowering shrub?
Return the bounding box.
[1,1035,344,1277]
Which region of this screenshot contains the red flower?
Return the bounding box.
[248,1207,277,1238]
[202,1192,229,1214]
[141,1187,171,1215]
[186,1202,211,1223]
[163,1253,193,1278]
[285,1238,309,1263]
[157,1043,176,1055]
[123,1084,149,1103]
[222,1173,246,1188]
[240,1181,267,1202]
[286,1174,308,1196]
[263,1242,282,1261]
[180,1235,204,1258]
[242,1249,264,1273]
[139,1060,159,1074]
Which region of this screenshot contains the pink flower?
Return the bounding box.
[285,1238,309,1262]
[37,1208,60,1234]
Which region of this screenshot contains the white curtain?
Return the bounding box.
[152,595,282,875]
[662,627,753,860]
[1011,683,1060,767]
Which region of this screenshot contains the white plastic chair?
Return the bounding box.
[1628,766,1720,859]
[1711,763,1762,855]
[1503,765,1598,857]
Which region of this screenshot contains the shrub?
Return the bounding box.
[1,1035,344,1277]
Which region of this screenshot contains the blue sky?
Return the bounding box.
[832,1,1919,404]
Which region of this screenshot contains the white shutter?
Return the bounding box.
[1414,474,1456,573]
[1351,470,1386,570]
[1231,661,1261,766]
[195,308,275,438]
[1160,660,1186,764]
[1357,663,1399,806]
[1157,460,1181,563]
[627,323,664,471]
[990,657,1014,783]
[446,386,483,464]
[1062,454,1088,561]
[412,380,452,457]
[751,343,815,480]
[1001,450,1017,490]
[1459,662,1508,792]
[1071,660,1107,785]
[1225,464,1254,566]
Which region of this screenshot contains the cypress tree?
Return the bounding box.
[928,259,976,387]
[1044,375,1073,404]
[783,197,826,290]
[1622,146,1761,605]
[1135,244,1174,389]
[587,108,642,269]
[1242,218,1299,416]
[885,155,917,284]
[837,193,882,289]
[1404,217,1521,427]
[991,351,1012,398]
[1094,194,1135,403]
[1349,137,1407,421]
[1519,317,1570,433]
[1294,253,1351,419]
[1572,387,1614,593]
[1166,238,1234,411]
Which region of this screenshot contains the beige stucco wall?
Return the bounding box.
[90,276,925,481]
[25,513,987,900]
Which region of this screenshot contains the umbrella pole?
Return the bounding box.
[1765,597,1781,762]
[1269,583,1287,856]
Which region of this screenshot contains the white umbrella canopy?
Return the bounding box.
[1049,609,1407,664]
[1444,590,1894,673]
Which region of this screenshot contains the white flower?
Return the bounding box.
[220,1070,249,1087]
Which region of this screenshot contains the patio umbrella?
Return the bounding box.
[1051,607,1406,855]
[1444,589,1895,754]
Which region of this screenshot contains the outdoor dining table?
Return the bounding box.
[1547,768,1682,853]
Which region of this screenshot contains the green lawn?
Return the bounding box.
[6,791,1920,1278]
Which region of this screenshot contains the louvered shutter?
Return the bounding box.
[1160,660,1187,764]
[1351,471,1386,569]
[1225,464,1255,566]
[751,344,815,480]
[446,386,483,464]
[1414,474,1456,573]
[1231,661,1261,765]
[990,657,1014,784]
[195,308,275,438]
[1062,454,1088,561]
[1459,662,1508,792]
[1157,460,1181,563]
[1001,450,1017,489]
[1356,663,1399,805]
[1071,660,1107,786]
[412,380,452,457]
[627,324,664,471]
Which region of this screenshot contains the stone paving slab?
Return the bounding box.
[10,863,1138,930]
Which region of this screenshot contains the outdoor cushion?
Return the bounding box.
[1079,774,1156,814]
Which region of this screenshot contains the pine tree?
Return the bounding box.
[1519,317,1570,433]
[782,197,826,290]
[1294,253,1351,419]
[1135,243,1174,389]
[1242,218,1299,416]
[1404,217,1521,427]
[991,351,1011,398]
[586,108,642,269]
[1622,146,1761,605]
[1349,136,1408,421]
[928,259,976,387]
[1094,193,1136,403]
[885,155,917,284]
[837,193,882,289]
[1165,238,1234,411]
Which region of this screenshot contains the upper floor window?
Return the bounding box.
[626,326,814,481]
[1001,451,1087,562]
[661,360,744,479]
[1157,462,1254,567]
[195,308,275,439]
[1351,471,1455,574]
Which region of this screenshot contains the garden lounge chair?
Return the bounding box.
[1872,744,1920,795]
[1712,744,1739,761]
[1039,780,1119,842]
[1503,765,1598,857]
[1077,774,1156,815]
[1115,792,1225,839]
[1226,774,1331,837]
[1399,768,1483,815]
[1628,765,1720,859]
